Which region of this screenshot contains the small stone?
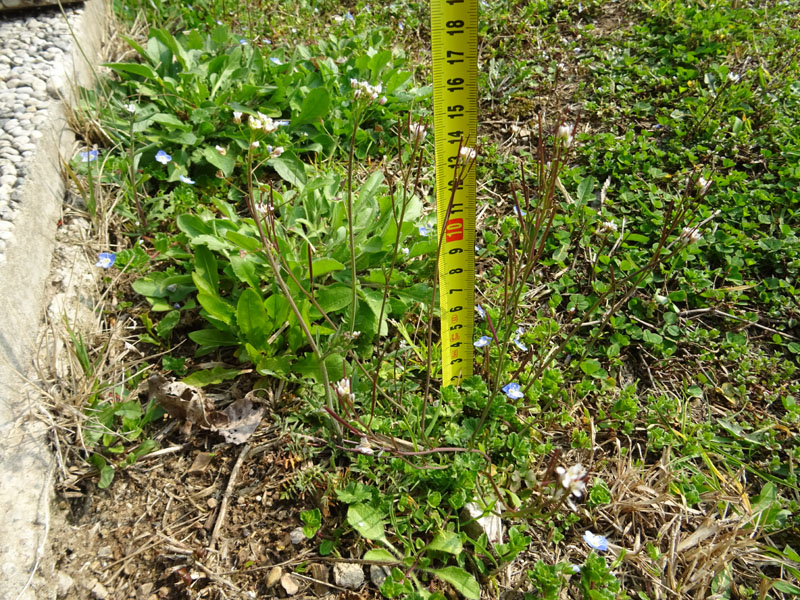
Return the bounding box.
[136,582,153,600]
[55,571,74,597]
[90,580,109,599]
[370,564,392,588]
[280,573,300,596]
[266,566,282,587]
[97,545,112,558]
[333,563,365,590]
[289,526,305,545]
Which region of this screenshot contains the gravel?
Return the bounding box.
[0,3,85,263]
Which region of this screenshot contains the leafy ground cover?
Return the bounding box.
[49,0,800,597]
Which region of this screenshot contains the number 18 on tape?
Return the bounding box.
[431,0,478,387]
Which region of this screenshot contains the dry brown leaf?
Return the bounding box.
[215,396,265,445]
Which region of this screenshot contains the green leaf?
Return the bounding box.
[230,255,261,289]
[97,464,115,489]
[197,292,235,326]
[311,257,346,278]
[155,310,181,339]
[347,504,386,541]
[103,62,159,80]
[181,366,242,387]
[188,328,238,348]
[580,358,602,376]
[363,548,396,563]
[295,87,330,125]
[427,530,463,555]
[315,284,353,314]
[300,508,322,538]
[194,245,219,290]
[269,153,307,186]
[293,352,344,383]
[202,145,236,176]
[237,288,269,349]
[427,567,480,599]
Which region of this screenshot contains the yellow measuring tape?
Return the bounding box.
[431,0,478,387]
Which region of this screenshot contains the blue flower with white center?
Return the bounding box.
[239,39,248,45]
[95,252,116,269]
[474,335,492,348]
[155,150,172,165]
[502,382,524,399]
[80,149,99,162]
[475,304,486,319]
[583,531,609,552]
[418,224,430,236]
[570,564,581,574]
[179,175,195,185]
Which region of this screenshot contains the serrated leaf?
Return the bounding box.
[427,567,480,600]
[347,504,386,541]
[427,530,463,555]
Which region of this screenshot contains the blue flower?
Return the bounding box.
[475,304,486,319]
[570,564,581,573]
[583,530,609,552]
[502,382,524,400]
[155,150,172,165]
[418,224,430,236]
[95,252,116,269]
[474,335,492,348]
[239,39,248,45]
[513,327,528,352]
[179,174,195,185]
[514,205,527,218]
[345,11,354,20]
[270,57,282,65]
[80,149,99,162]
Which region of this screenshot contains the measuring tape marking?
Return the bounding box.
[432,0,477,387]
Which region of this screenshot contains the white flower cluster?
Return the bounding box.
[556,123,574,146]
[350,78,386,103]
[459,146,477,162]
[597,220,618,235]
[409,122,427,145]
[680,226,702,244]
[557,463,588,499]
[335,378,355,404]
[249,112,280,134]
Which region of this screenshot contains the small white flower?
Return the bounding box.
[556,464,587,498]
[401,247,410,256]
[459,146,476,162]
[267,145,284,158]
[124,103,136,114]
[251,140,260,149]
[680,226,702,244]
[232,111,243,124]
[335,378,355,403]
[598,220,618,235]
[354,436,374,455]
[556,123,574,146]
[697,176,712,195]
[215,145,227,156]
[409,123,428,144]
[378,96,387,105]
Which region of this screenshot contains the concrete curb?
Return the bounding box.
[0,1,107,598]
